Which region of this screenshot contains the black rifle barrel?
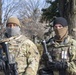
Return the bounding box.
[42,40,53,62]
[0,42,18,75]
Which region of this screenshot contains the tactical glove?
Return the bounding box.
[47,61,68,70]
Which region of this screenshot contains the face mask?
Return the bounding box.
[6,26,21,37]
[54,26,68,40]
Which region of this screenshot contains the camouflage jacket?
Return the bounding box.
[44,36,76,75]
[0,35,40,75]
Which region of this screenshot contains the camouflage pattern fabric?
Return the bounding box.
[0,35,40,75]
[66,38,76,75]
[40,36,76,75]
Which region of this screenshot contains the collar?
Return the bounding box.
[50,36,72,47]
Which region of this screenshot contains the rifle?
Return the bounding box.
[41,40,52,62]
[0,42,18,75]
[41,40,67,75]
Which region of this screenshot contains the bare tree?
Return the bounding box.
[2,0,22,23]
[17,0,47,40]
[2,0,48,41]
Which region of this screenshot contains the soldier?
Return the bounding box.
[39,17,76,75]
[0,17,40,75]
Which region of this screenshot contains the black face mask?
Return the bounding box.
[6,26,21,37]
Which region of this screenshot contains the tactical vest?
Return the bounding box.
[47,36,73,62]
[42,36,76,75]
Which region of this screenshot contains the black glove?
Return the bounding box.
[47,61,68,70]
[61,61,68,69]
[56,61,68,69]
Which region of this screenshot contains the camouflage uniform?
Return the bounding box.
[10,35,40,75]
[0,17,40,75]
[0,35,40,75]
[40,35,76,75]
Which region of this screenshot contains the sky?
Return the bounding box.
[2,0,50,10]
[2,0,50,23]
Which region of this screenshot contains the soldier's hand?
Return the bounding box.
[61,61,68,69]
[55,61,68,70]
[47,61,68,70]
[47,61,57,70]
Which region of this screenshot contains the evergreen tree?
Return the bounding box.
[40,0,60,22]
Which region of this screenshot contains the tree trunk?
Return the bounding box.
[0,0,2,25]
[68,0,76,39]
[0,0,3,39]
[58,0,76,39]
